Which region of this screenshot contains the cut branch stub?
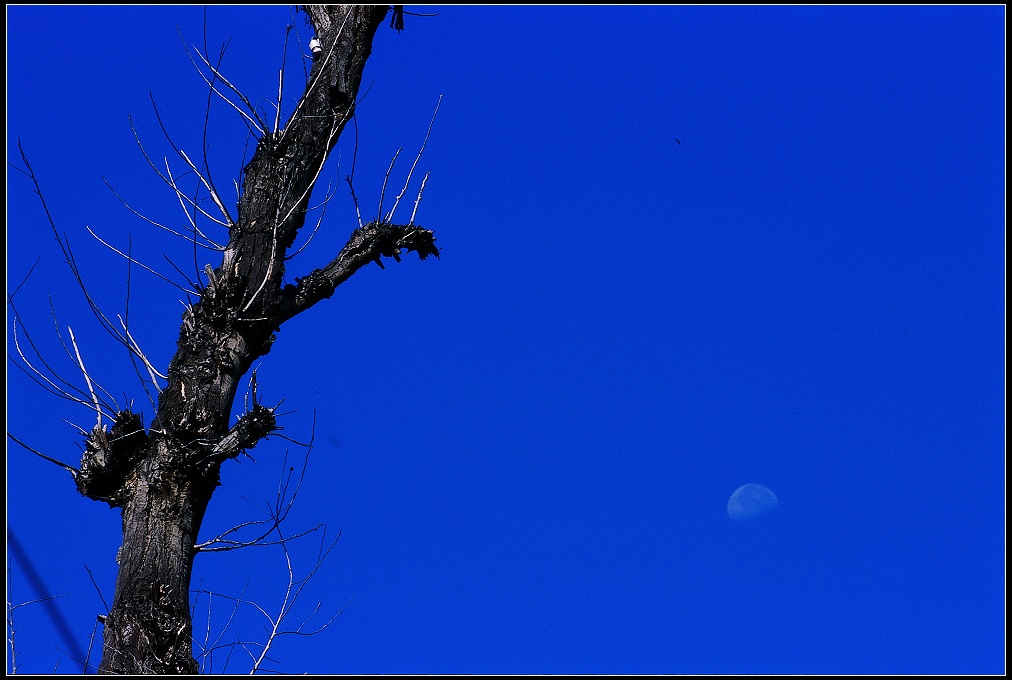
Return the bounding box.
[343,220,439,271]
[76,410,149,507]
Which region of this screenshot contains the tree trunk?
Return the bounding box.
[68,5,438,673]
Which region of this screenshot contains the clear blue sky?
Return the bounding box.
[6,5,1005,674]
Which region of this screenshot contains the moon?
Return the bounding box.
[727,483,779,521]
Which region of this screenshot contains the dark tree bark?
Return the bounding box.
[70,5,439,673]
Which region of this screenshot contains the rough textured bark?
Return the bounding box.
[76,5,438,673]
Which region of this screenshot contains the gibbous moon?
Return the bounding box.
[727,483,779,521]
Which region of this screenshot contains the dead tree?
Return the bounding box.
[15,5,436,673]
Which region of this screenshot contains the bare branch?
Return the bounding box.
[148,97,236,228]
[48,299,122,415]
[285,179,335,261]
[84,565,111,615]
[82,615,104,674]
[183,37,268,137]
[122,233,163,408]
[117,316,168,383]
[85,225,200,296]
[9,311,109,415]
[250,527,341,674]
[68,326,103,428]
[103,178,224,251]
[192,582,247,673]
[125,120,228,250]
[196,523,324,554]
[7,269,112,414]
[346,115,364,227]
[8,257,40,300]
[62,419,90,437]
[385,94,442,223]
[162,254,202,294]
[177,148,235,227]
[198,403,278,469]
[197,435,317,554]
[198,30,236,234]
[8,565,19,674]
[13,142,139,355]
[291,6,311,82]
[346,175,364,229]
[128,118,230,233]
[161,151,230,229]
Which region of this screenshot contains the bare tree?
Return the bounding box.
[10,5,437,673]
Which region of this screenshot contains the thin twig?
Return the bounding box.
[251,526,340,673]
[286,179,335,260]
[15,142,143,360]
[377,147,402,221]
[198,26,233,247]
[196,440,318,553]
[9,316,105,414]
[275,25,292,134]
[7,566,19,674]
[128,118,230,232]
[183,37,268,137]
[117,316,168,383]
[409,170,431,225]
[291,6,310,83]
[83,565,111,615]
[178,149,235,228]
[123,239,159,414]
[162,254,201,294]
[82,615,103,674]
[47,300,121,415]
[8,276,109,413]
[8,258,40,301]
[7,434,79,478]
[145,100,235,228]
[346,116,364,227]
[67,326,102,428]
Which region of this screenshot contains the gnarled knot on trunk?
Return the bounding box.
[76,410,148,507]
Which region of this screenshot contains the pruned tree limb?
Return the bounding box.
[276,220,438,324]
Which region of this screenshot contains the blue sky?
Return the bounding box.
[6,5,1005,674]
